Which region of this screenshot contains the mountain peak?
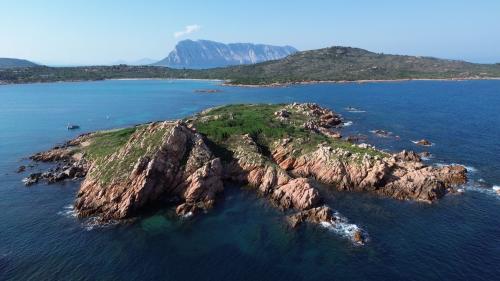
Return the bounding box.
[154,39,298,69]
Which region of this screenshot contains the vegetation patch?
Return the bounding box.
[193,104,386,162]
[84,127,138,161]
[86,124,171,185]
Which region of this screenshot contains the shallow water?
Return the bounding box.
[0,79,499,280]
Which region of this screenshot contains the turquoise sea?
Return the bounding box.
[0,79,499,280]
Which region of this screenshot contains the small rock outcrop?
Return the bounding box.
[414,139,433,146]
[288,206,334,228]
[17,165,26,173]
[371,129,391,138]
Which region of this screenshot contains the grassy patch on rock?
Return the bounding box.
[84,127,139,161]
[193,104,298,143]
[192,104,386,162]
[82,123,172,185]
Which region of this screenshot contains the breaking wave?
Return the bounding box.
[463,184,500,198]
[435,163,477,173]
[58,204,118,231]
[420,155,433,161]
[345,107,366,113]
[57,204,77,218]
[343,121,353,127]
[83,217,118,231]
[181,211,193,219]
[463,165,478,173]
[319,211,369,246]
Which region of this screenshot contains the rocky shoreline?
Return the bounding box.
[25,103,468,244]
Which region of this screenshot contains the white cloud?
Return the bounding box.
[174,24,201,38]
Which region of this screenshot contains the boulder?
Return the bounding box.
[415,139,432,146]
[288,206,334,228]
[23,173,41,186]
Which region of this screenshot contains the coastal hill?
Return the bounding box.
[197,46,500,84]
[2,46,500,84]
[153,39,298,69]
[27,103,467,244]
[0,58,39,69]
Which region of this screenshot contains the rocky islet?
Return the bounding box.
[25,103,468,244]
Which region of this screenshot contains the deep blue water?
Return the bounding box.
[0,79,499,281]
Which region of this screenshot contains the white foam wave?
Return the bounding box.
[435,163,477,173]
[83,217,118,231]
[57,204,118,230]
[182,211,193,219]
[57,204,77,218]
[459,182,500,198]
[319,211,368,246]
[463,165,478,173]
[343,121,353,127]
[344,107,366,113]
[465,185,496,196]
[492,186,500,194]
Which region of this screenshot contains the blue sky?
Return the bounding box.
[1,0,499,65]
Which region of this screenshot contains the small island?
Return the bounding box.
[28,103,467,244]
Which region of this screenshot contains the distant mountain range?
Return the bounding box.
[153,39,298,69]
[0,58,39,68]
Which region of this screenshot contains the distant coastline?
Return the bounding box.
[2,76,500,87]
[2,46,500,87]
[222,77,500,88]
[0,77,226,86]
[106,78,225,82]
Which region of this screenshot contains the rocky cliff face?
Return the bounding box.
[154,39,298,69]
[29,103,468,244]
[272,145,467,203]
[73,121,224,221]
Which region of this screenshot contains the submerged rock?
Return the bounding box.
[17,165,26,173]
[194,89,223,93]
[371,129,391,137]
